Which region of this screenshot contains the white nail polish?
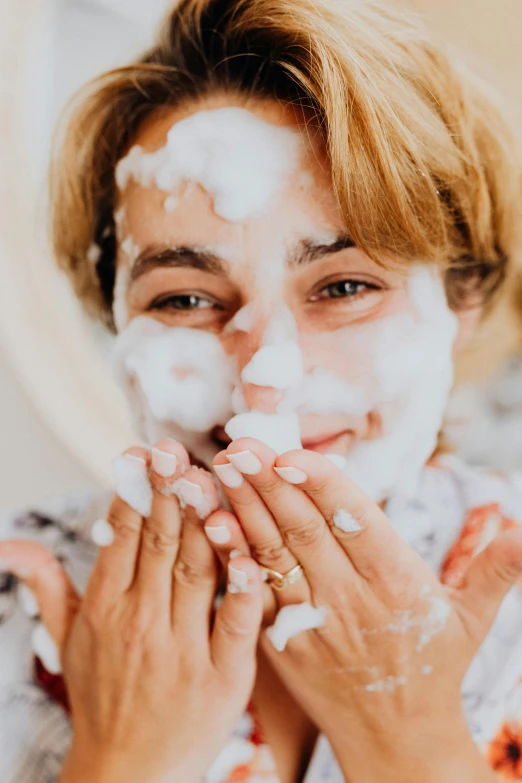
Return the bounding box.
[227,450,262,475]
[333,508,362,532]
[214,463,245,488]
[91,518,115,547]
[205,525,232,544]
[228,564,250,594]
[19,584,39,618]
[31,622,61,675]
[229,549,243,560]
[273,466,307,485]
[151,448,178,478]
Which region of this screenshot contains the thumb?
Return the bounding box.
[0,540,80,650]
[454,527,522,646]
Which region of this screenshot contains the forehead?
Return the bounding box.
[115,95,345,257]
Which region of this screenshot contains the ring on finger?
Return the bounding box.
[260,563,304,591]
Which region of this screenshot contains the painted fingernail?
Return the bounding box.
[227,450,262,475]
[273,466,308,485]
[204,525,232,544]
[229,549,243,560]
[333,508,362,532]
[214,462,245,488]
[32,622,61,675]
[91,518,115,547]
[151,447,178,478]
[228,563,251,594]
[19,584,39,618]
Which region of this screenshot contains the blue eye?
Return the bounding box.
[152,294,214,311]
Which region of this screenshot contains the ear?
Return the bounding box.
[452,304,482,353]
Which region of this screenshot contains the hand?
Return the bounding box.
[205,438,522,782]
[0,440,264,783]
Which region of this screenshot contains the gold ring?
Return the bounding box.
[260,563,304,591]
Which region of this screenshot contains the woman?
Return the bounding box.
[2,0,522,781]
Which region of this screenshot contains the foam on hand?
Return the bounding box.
[266,602,328,652]
[112,453,153,517]
[115,107,300,223]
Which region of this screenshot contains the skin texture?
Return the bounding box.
[0,95,519,782]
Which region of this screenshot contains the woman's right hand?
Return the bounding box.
[0,440,264,783]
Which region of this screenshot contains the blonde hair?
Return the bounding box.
[51,0,522,333]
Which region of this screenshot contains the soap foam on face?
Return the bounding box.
[116,107,300,223]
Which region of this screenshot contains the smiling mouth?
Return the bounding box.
[211,424,351,455]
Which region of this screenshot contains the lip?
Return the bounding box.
[301,429,351,454]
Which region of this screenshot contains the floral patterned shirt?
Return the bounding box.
[1,455,522,782]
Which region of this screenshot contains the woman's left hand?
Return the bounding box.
[206,438,522,783]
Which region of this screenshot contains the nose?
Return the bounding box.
[241,383,284,413]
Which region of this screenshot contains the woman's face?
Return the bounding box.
[112,95,473,502]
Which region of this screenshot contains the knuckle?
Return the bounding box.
[141,525,178,556]
[216,614,252,640]
[284,518,324,548]
[108,508,142,540]
[251,538,291,567]
[174,557,212,588]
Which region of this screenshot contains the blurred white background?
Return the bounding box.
[0,0,521,513]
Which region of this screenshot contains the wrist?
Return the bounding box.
[327,716,495,783]
[59,746,200,783]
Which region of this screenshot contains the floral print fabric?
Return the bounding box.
[1,456,522,782]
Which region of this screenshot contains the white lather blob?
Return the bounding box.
[112,454,153,517]
[225,412,302,455]
[114,317,236,433]
[116,107,300,222]
[170,477,213,519]
[241,342,303,390]
[266,602,328,652]
[333,509,362,533]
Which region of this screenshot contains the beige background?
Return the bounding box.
[1,0,521,513]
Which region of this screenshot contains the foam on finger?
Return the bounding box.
[112,453,153,517]
[266,601,328,652]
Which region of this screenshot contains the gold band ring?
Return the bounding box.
[260,563,304,591]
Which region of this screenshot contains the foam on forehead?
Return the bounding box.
[115,107,301,223]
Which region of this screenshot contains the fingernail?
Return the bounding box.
[151,447,178,478]
[227,450,262,475]
[229,549,243,560]
[204,525,232,544]
[123,453,147,465]
[214,463,245,488]
[273,466,307,485]
[31,623,61,675]
[19,584,39,618]
[91,519,115,547]
[228,563,251,594]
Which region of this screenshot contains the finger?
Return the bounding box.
[171,467,220,639]
[454,528,522,648]
[134,439,189,599]
[211,556,263,679]
[0,541,79,649]
[273,448,411,582]
[204,509,251,558]
[213,449,302,582]
[222,440,346,587]
[87,446,149,600]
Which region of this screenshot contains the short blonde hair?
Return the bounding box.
[51,0,522,331]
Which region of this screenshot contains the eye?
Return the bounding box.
[150,293,216,311]
[310,279,380,301]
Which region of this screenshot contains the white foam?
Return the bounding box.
[87,243,101,265]
[365,675,407,693]
[241,341,303,389]
[91,518,115,547]
[19,584,39,618]
[32,623,61,675]
[170,477,213,519]
[333,508,362,533]
[266,602,328,652]
[115,107,300,223]
[114,317,236,433]
[112,454,152,517]
[225,412,302,454]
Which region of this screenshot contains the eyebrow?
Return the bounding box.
[128,233,356,284]
[130,246,227,284]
